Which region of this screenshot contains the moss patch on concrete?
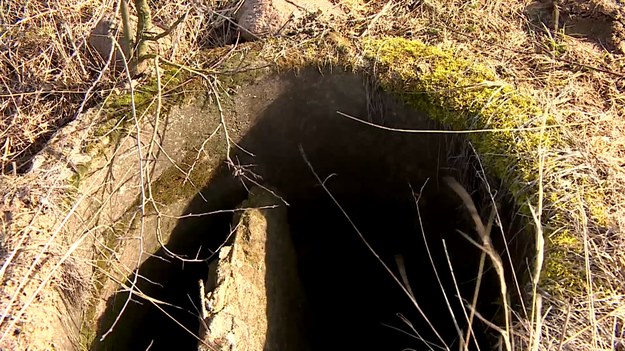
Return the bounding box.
[355,37,608,296]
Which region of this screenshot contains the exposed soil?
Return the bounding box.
[526,0,625,53]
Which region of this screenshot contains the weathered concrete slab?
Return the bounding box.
[199,186,308,351]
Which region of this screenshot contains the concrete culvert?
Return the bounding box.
[90,68,532,351]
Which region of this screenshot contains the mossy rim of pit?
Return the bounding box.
[253,33,606,297]
[86,33,610,342]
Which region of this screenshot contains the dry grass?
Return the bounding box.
[1,0,624,350]
[0,0,244,172]
[1,0,106,172]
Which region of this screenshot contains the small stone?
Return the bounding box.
[235,0,340,41]
[88,15,125,69]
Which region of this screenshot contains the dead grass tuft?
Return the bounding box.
[0,0,245,173]
[0,0,107,172]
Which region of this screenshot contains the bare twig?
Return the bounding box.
[336,111,581,134]
[441,239,482,351]
[409,181,466,346]
[144,12,188,41]
[99,37,146,342]
[207,78,232,164]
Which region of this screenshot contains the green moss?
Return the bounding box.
[68,172,81,189]
[542,249,585,292]
[105,68,188,112]
[357,36,608,296]
[148,155,222,207]
[361,37,546,204]
[77,312,97,351]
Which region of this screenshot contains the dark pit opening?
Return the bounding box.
[92,69,532,351]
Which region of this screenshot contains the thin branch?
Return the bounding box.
[409,181,466,346]
[99,36,146,342]
[336,111,581,134]
[0,191,90,341]
[445,177,512,351]
[442,240,482,351]
[144,12,188,41]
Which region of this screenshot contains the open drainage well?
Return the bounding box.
[89,68,532,350]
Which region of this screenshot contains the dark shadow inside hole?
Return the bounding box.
[91,172,245,351]
[286,184,500,350]
[91,68,531,351]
